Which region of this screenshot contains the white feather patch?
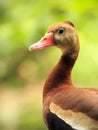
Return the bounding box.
[50,102,98,130]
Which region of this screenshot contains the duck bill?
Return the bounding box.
[29,32,54,51]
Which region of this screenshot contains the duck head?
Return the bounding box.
[29,21,79,56]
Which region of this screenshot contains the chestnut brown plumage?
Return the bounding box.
[29,21,98,130]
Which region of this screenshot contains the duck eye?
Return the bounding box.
[57,28,65,34]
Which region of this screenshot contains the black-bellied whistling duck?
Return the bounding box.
[29,21,98,130]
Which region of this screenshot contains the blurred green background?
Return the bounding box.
[0,0,98,130]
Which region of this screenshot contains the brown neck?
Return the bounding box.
[43,53,78,99]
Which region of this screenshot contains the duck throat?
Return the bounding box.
[43,53,78,98]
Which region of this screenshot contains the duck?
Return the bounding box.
[29,21,98,130]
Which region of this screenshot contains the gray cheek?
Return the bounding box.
[54,35,65,45]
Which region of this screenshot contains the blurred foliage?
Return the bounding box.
[0,0,98,87]
[0,0,98,130]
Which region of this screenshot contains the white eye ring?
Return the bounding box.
[57,28,65,34]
